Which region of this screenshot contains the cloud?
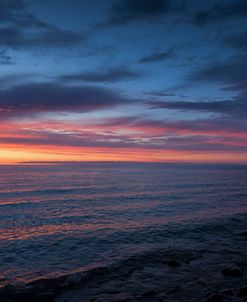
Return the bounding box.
[1,129,246,152]
[146,51,247,120]
[0,0,83,49]
[0,50,13,64]
[192,0,247,25]
[191,55,246,84]
[0,25,83,50]
[138,46,176,63]
[187,54,247,112]
[145,90,177,97]
[148,54,247,119]
[148,99,247,118]
[0,82,137,119]
[0,128,139,149]
[1,116,246,152]
[0,0,25,21]
[60,67,142,83]
[99,116,247,135]
[223,30,247,50]
[96,0,184,27]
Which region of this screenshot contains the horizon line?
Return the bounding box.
[0,160,246,166]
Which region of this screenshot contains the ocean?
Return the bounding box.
[0,163,247,287]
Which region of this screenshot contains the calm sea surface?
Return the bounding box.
[0,163,246,286]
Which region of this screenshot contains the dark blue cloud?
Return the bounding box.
[0,0,83,49]
[0,50,13,65]
[60,67,142,83]
[189,54,247,106]
[191,56,246,83]
[96,0,185,27]
[0,82,138,119]
[138,46,176,63]
[148,99,247,118]
[223,30,247,50]
[192,0,247,25]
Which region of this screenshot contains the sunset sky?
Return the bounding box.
[0,0,246,163]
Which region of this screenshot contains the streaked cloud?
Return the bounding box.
[60,67,142,83]
[192,0,247,25]
[0,0,83,49]
[138,46,176,63]
[0,82,138,119]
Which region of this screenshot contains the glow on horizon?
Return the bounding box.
[1,116,247,164]
[1,145,247,164]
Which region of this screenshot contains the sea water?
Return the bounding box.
[0,163,246,286]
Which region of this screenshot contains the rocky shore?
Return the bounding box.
[1,216,246,302]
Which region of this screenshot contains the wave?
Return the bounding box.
[0,246,204,301]
[1,213,247,301]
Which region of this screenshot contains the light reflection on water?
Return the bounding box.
[0,163,246,285]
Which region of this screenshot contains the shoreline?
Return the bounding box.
[1,214,247,301]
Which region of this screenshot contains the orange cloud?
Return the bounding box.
[1,117,247,164]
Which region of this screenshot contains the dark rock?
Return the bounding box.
[206,293,223,302]
[167,260,180,267]
[221,265,243,277]
[207,292,232,302]
[62,271,87,287]
[140,289,157,297]
[36,292,55,302]
[219,288,235,296]
[112,292,133,301]
[0,283,35,302]
[236,230,247,236]
[238,286,247,298]
[167,285,182,294]
[104,288,121,295]
[239,298,247,302]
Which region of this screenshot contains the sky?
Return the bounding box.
[0,0,246,163]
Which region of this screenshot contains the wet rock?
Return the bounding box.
[207,293,229,302]
[90,292,133,302]
[236,230,247,237]
[238,286,247,298]
[36,292,55,302]
[0,283,35,302]
[140,289,157,297]
[112,292,134,301]
[103,288,121,295]
[62,272,87,287]
[220,288,236,297]
[221,265,243,277]
[167,260,180,267]
[206,293,224,302]
[167,285,182,294]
